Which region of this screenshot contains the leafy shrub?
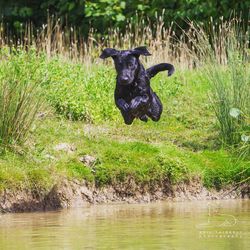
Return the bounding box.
[43,58,181,123]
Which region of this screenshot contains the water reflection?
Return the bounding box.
[0,200,249,249]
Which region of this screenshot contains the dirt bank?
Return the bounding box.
[0,177,249,213]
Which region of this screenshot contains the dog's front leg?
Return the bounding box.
[129,95,149,113]
[116,98,130,112]
[115,98,135,125]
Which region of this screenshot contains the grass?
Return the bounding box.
[0,113,248,192]
[0,53,248,193]
[43,60,118,122]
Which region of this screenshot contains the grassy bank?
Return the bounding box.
[0,50,249,194]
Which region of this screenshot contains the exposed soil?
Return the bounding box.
[0,177,249,213]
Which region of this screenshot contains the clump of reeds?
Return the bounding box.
[0,48,44,150]
[184,17,250,148]
[0,13,248,71]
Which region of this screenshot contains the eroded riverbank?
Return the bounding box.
[1,177,249,213]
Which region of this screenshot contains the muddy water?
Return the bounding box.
[0,200,249,250]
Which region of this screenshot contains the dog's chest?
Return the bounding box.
[130,82,144,96]
[117,79,148,103]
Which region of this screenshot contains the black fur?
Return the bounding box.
[100,46,175,125]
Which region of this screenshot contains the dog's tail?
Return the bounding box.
[146,63,175,79]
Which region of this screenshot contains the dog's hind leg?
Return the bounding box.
[120,110,135,125]
[139,115,148,122]
[146,63,175,78]
[147,92,163,122]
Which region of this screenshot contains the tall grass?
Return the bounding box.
[0,48,44,149]
[184,18,250,149]
[0,13,194,68]
[0,16,249,192]
[2,14,246,69]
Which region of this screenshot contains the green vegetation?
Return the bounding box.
[186,20,250,147]
[44,62,118,122]
[0,49,44,150]
[0,50,249,193]
[0,16,249,195]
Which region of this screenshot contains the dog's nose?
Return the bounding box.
[120,76,129,84]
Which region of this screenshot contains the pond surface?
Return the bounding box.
[0,199,249,249]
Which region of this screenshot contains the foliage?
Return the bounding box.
[0,0,85,32]
[1,0,249,36]
[0,13,249,194]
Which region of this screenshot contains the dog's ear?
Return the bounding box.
[132,46,151,56]
[100,48,118,59]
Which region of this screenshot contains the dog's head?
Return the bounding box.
[100,47,151,85]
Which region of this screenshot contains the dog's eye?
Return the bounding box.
[127,62,133,67]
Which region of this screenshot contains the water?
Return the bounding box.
[0,200,249,250]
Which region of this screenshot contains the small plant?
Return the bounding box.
[229,107,250,158]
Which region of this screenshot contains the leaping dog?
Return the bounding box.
[100,46,174,125]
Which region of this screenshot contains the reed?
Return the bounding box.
[0,13,198,68]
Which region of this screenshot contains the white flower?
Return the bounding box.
[241,134,249,142]
[229,108,241,118]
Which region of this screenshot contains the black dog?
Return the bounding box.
[100,46,174,125]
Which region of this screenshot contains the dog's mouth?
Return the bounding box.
[120,80,132,85]
[119,77,134,85]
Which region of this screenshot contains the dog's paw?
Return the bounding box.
[139,115,148,122]
[121,102,130,112]
[130,97,141,110]
[117,99,130,112]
